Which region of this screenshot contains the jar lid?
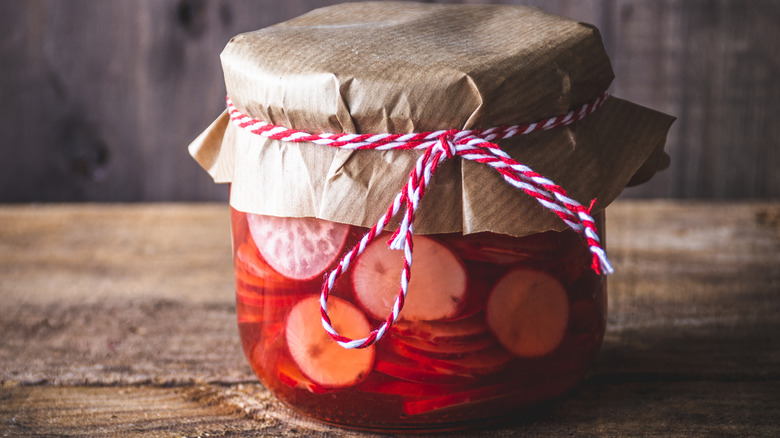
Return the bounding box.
[190,2,674,237]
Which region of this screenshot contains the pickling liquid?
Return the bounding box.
[231,207,606,432]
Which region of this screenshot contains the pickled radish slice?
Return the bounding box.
[352,235,467,321]
[235,290,299,323]
[443,231,559,265]
[389,333,496,359]
[403,383,514,416]
[359,375,456,398]
[235,242,281,279]
[235,243,288,282]
[451,275,491,320]
[235,287,299,308]
[374,349,473,385]
[234,243,301,293]
[285,296,375,388]
[276,355,328,394]
[247,214,349,280]
[392,312,490,344]
[386,341,512,376]
[486,269,569,357]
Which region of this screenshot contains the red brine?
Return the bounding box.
[232,208,607,431]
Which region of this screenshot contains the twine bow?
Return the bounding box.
[227,93,613,349]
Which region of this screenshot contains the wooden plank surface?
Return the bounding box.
[1,201,779,436]
[2,0,779,202]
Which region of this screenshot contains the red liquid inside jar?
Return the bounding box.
[231,207,606,432]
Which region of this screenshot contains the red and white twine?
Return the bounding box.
[227,93,613,350]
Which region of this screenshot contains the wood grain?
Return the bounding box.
[1,1,778,202]
[1,201,778,436]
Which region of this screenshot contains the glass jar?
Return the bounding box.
[231,206,607,432]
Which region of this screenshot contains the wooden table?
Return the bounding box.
[1,201,778,437]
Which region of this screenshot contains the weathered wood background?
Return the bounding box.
[1,0,779,202]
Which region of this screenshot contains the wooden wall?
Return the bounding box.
[1,0,778,202]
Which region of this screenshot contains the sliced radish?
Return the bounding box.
[352,235,468,321]
[235,242,279,279]
[388,332,496,359]
[235,289,299,323]
[262,321,287,352]
[429,343,513,376]
[247,214,350,280]
[443,231,559,265]
[402,382,514,416]
[235,286,300,307]
[285,296,374,388]
[374,348,474,385]
[242,321,288,379]
[486,269,570,357]
[391,312,490,345]
[358,374,461,398]
[386,340,512,377]
[276,355,328,394]
[449,275,491,320]
[234,242,299,291]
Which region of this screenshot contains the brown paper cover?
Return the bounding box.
[189,2,674,237]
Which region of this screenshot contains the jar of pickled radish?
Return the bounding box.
[189,2,673,432]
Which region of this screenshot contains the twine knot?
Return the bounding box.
[436,130,459,159]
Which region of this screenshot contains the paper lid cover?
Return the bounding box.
[189,2,674,236]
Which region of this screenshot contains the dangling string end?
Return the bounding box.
[592,248,614,275]
[583,197,612,275]
[586,198,598,215]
